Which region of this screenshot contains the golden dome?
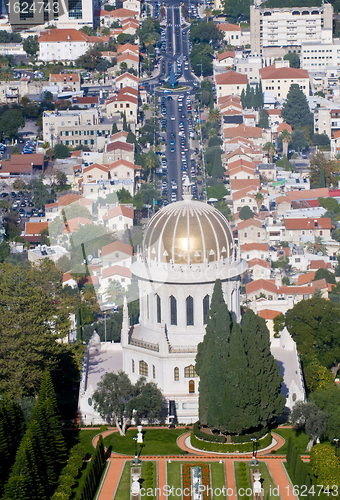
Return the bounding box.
[143,200,234,265]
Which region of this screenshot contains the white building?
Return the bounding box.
[301,39,340,70]
[77,182,305,424]
[38,29,108,62]
[250,4,333,54]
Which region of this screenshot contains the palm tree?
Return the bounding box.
[204,7,212,19]
[306,236,328,256]
[280,129,292,158]
[255,192,264,213]
[208,108,221,123]
[105,279,125,305]
[263,142,276,163]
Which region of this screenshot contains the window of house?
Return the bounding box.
[244,232,248,238]
[186,296,194,326]
[184,365,197,378]
[139,360,148,376]
[174,367,179,381]
[170,295,177,325]
[132,359,134,373]
[156,294,161,323]
[320,230,323,235]
[153,365,155,379]
[203,295,210,324]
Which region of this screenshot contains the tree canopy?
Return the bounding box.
[281,84,313,129]
[283,297,340,377]
[239,205,254,220]
[196,280,284,434]
[93,371,163,435]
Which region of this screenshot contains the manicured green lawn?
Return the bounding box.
[103,429,187,456]
[63,429,101,455]
[272,428,309,455]
[114,462,130,500]
[234,461,281,500]
[210,462,227,500]
[167,461,182,500]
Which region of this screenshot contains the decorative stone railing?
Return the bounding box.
[169,345,198,353]
[129,337,159,352]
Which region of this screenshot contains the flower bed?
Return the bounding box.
[182,463,211,500]
[190,432,272,453]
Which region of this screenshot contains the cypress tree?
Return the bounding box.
[258,80,263,107]
[244,83,251,109]
[0,400,25,491]
[111,122,119,134]
[196,279,226,426]
[241,310,285,430]
[211,150,224,180]
[240,88,245,109]
[3,434,46,500]
[250,87,256,109]
[317,165,326,188]
[122,112,128,131]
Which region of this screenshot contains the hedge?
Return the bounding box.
[286,437,313,500]
[193,422,268,444]
[190,432,272,453]
[51,443,86,500]
[78,435,106,500]
[310,443,340,488]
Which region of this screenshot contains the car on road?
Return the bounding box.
[171,115,175,121]
[170,140,175,146]
[170,146,175,153]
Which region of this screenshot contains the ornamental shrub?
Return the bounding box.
[310,444,340,488]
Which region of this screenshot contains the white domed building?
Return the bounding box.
[121,183,248,423]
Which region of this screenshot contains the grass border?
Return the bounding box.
[190,433,272,453]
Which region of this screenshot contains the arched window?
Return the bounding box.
[203,294,210,324]
[170,295,177,325]
[153,365,155,379]
[174,367,179,381]
[184,365,197,378]
[139,360,148,376]
[132,359,135,373]
[186,296,194,326]
[147,294,149,320]
[189,380,195,393]
[156,294,161,323]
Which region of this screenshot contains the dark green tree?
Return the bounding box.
[54,143,69,159]
[284,297,340,376]
[310,384,340,442]
[112,122,119,134]
[259,109,269,128]
[211,150,224,179]
[0,241,10,262]
[284,53,300,68]
[122,111,128,131]
[23,35,39,56]
[196,279,230,427]
[290,129,309,152]
[0,109,25,140]
[313,268,336,284]
[244,83,251,109]
[281,84,314,129]
[240,88,245,108]
[239,205,254,220]
[189,20,223,46]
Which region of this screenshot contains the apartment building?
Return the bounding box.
[43,109,111,147]
[259,61,310,99]
[301,39,340,70]
[250,4,333,54]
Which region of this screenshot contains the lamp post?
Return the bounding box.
[334,437,339,456]
[251,437,258,465]
[133,425,143,465]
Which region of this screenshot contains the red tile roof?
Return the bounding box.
[258,309,282,320]
[247,258,271,269]
[241,243,269,252]
[103,206,134,220]
[215,71,247,85]
[259,65,309,80]
[286,188,329,201]
[297,271,316,285]
[246,279,277,294]
[83,163,108,174]
[107,159,134,170]
[106,141,134,153]
[102,265,132,279]
[110,7,138,17]
[116,72,138,82]
[25,221,49,235]
[238,218,263,230]
[101,240,133,257]
[50,73,80,83]
[224,124,263,139]
[284,218,331,230]
[218,22,241,32]
[217,51,235,61]
[230,179,260,192]
[309,260,328,270]
[117,43,139,54]
[277,122,292,134]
